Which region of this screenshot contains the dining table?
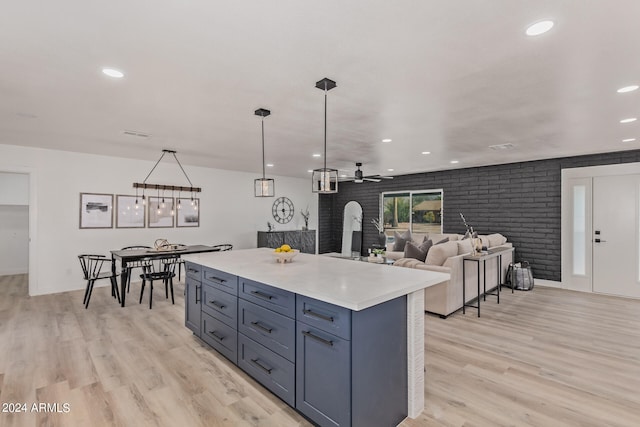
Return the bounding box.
[111,245,222,307]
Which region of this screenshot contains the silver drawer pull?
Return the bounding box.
[209,300,226,310]
[250,290,273,300]
[188,268,199,273]
[208,275,227,283]
[250,321,273,334]
[302,330,334,347]
[250,358,273,374]
[303,309,334,323]
[209,330,225,341]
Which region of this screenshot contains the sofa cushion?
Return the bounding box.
[487,233,507,247]
[404,239,433,262]
[456,239,474,255]
[392,230,412,251]
[429,233,460,243]
[425,240,459,266]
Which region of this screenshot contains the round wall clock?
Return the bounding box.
[272,196,294,224]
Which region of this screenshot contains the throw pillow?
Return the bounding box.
[404,241,426,261]
[404,239,433,262]
[392,230,412,252]
[425,240,459,266]
[434,237,449,245]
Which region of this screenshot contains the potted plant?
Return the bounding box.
[371,218,386,247]
[371,248,385,258]
[300,208,310,231]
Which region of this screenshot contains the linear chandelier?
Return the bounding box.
[133,149,201,207]
[312,77,338,193]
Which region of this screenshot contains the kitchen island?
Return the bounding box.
[182,248,449,427]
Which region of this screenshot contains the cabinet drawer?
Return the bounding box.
[203,267,238,295]
[296,295,351,340]
[201,312,237,364]
[239,278,295,318]
[184,262,202,281]
[237,334,295,407]
[202,283,237,328]
[238,299,295,362]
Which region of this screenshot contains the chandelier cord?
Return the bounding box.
[262,117,266,179]
[171,152,195,187]
[323,86,327,170]
[142,151,168,184]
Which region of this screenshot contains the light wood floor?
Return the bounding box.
[1,276,639,426]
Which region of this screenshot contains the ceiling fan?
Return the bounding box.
[340,162,394,183]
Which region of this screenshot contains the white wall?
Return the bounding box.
[0,144,318,296]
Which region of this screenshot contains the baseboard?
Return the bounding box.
[534,279,563,288]
[0,268,28,276]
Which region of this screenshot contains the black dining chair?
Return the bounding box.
[78,254,121,309]
[139,255,180,309]
[210,243,233,251]
[120,246,153,293]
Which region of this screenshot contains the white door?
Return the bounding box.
[592,174,640,298]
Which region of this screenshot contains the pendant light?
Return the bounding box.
[254,108,275,197]
[312,78,338,193]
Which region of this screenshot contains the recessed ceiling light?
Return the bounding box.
[620,118,637,123]
[489,143,515,150]
[382,139,392,143]
[421,151,431,155]
[387,168,394,172]
[307,169,313,173]
[526,20,554,36]
[266,163,274,167]
[312,153,321,158]
[617,85,639,93]
[622,138,637,142]
[450,160,459,164]
[102,68,124,78]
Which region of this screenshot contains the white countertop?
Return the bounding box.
[182,248,449,311]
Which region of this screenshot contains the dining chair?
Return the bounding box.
[78,254,121,309]
[210,243,233,251]
[139,255,180,309]
[160,243,187,281]
[120,245,152,293]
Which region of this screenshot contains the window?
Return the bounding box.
[381,189,443,237]
[572,185,586,276]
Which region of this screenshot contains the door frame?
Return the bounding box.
[0,166,37,295]
[561,162,640,292]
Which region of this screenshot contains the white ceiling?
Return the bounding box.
[2,1,639,180]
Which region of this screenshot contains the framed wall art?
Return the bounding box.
[177,197,199,227]
[79,193,113,229]
[148,196,174,228]
[116,195,146,228]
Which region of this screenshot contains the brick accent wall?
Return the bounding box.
[318,149,640,281]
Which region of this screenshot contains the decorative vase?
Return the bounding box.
[378,232,387,247]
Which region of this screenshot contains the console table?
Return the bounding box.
[257,230,316,254]
[462,247,515,317]
[182,248,449,427]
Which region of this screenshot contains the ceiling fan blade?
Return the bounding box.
[363,177,381,182]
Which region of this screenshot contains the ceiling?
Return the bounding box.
[2,1,639,180]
